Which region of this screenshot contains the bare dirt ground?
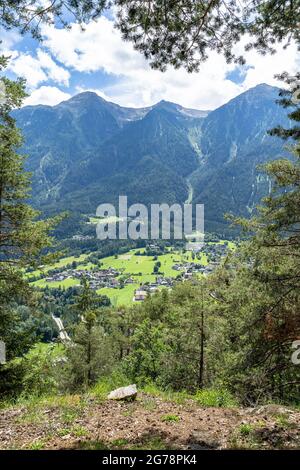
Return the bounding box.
[0,394,299,450]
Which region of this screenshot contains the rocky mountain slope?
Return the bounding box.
[192,84,290,232]
[14,84,290,233]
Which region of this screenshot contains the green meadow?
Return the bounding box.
[97,283,137,306]
[32,277,80,289]
[25,253,89,280]
[29,242,234,305]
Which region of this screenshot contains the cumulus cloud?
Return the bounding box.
[36,49,70,85]
[1,12,299,109]
[39,16,300,110]
[24,86,71,106]
[8,49,70,89]
[41,18,145,76]
[0,28,21,52]
[9,53,47,88]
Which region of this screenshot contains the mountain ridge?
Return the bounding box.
[21,91,210,123]
[14,83,289,234]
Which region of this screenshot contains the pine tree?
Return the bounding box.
[0,1,108,39]
[0,57,60,395]
[116,0,300,71]
[0,2,299,71]
[62,279,115,389]
[250,73,300,347]
[220,74,300,402]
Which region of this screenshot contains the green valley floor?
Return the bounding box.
[28,242,234,306]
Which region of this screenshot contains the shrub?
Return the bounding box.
[92,369,130,399]
[0,359,25,401]
[194,388,237,407]
[142,383,191,404]
[20,342,65,397]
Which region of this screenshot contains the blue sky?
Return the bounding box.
[1,14,299,110]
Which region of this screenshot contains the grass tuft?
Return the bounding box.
[161,414,180,423]
[194,388,237,408]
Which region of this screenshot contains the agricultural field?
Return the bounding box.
[96,249,208,305]
[25,253,89,280]
[28,241,234,305]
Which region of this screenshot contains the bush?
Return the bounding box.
[239,423,253,436]
[60,322,116,392]
[142,383,191,404]
[21,342,65,397]
[194,388,237,407]
[0,360,25,401]
[92,369,130,399]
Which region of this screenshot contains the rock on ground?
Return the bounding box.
[107,384,137,401]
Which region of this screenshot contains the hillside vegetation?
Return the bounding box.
[14,85,290,234]
[1,57,300,452]
[1,386,300,450]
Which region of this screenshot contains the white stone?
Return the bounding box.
[107,384,137,401]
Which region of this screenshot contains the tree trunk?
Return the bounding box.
[198,288,204,389]
[87,323,92,386]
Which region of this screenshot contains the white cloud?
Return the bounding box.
[36,49,70,85]
[1,12,299,109]
[243,47,299,90]
[9,53,47,87]
[41,18,145,76]
[232,34,300,90]
[24,86,71,106]
[0,28,21,52]
[8,49,70,89]
[40,17,300,110]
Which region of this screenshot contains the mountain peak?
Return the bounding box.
[247,83,280,96]
[62,91,106,105]
[154,100,180,111]
[211,83,280,114]
[14,82,289,234]
[252,83,277,90]
[153,100,209,118]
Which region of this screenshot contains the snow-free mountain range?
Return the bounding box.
[14,84,290,233]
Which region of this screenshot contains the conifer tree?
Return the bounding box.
[62,279,114,389]
[220,74,300,402]
[0,57,60,393]
[0,2,299,71]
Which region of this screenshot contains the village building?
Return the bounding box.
[133,289,148,302]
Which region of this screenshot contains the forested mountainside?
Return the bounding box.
[14,84,289,232]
